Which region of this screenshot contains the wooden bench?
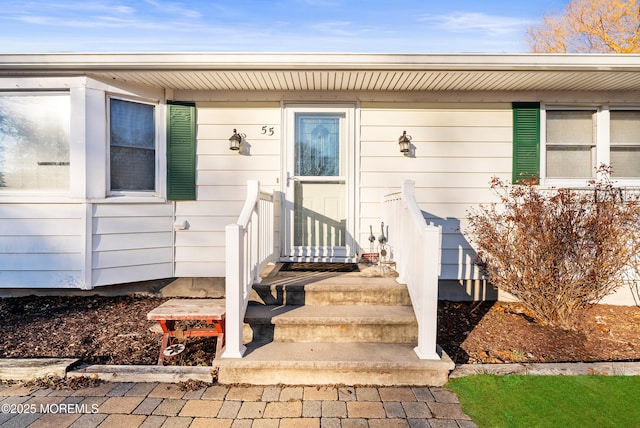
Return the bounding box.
[147,299,226,366]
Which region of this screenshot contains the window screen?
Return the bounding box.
[610,110,640,178]
[110,99,155,192]
[546,110,595,178]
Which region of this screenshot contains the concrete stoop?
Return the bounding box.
[217,272,454,386]
[215,342,455,386]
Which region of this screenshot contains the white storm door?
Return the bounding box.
[283,106,355,260]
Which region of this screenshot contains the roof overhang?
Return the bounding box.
[1,52,640,92]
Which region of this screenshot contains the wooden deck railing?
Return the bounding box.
[383,180,442,359]
[223,180,276,358]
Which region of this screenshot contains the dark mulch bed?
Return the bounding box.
[1,295,639,366]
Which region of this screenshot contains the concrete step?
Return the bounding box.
[243,304,418,344]
[215,342,454,386]
[250,276,411,306]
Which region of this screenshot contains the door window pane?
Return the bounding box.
[294,181,346,247]
[110,99,155,191]
[295,113,343,176]
[0,94,70,191]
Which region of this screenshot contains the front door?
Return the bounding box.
[282,105,355,261]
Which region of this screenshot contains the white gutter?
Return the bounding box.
[1,52,640,72]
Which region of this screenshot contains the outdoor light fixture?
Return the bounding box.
[398,130,411,155]
[229,129,242,151]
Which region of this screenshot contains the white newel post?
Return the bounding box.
[414,224,441,359]
[223,223,247,358]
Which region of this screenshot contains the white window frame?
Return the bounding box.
[106,95,161,197]
[541,104,640,187]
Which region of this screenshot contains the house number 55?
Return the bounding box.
[261,126,275,136]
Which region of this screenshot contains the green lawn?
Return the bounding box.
[447,375,640,428]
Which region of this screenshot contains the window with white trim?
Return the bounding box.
[543,106,640,180]
[610,110,640,178]
[109,97,156,193]
[0,92,70,191]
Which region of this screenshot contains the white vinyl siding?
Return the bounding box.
[360,102,512,280]
[91,203,173,286]
[0,204,84,288]
[173,102,281,277]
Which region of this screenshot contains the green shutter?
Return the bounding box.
[167,102,196,200]
[512,102,540,184]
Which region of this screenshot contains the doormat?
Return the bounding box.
[279,263,360,272]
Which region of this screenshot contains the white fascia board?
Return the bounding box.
[1,52,640,72]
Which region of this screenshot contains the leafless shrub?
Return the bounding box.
[467,166,640,329]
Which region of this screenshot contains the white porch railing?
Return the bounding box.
[383,180,442,360]
[223,180,276,358]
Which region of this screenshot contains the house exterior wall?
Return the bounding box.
[0,72,637,304]
[359,102,511,282]
[0,76,174,289]
[0,203,84,288]
[174,102,282,278]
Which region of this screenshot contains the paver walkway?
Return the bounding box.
[0,382,476,427]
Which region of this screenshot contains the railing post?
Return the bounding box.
[414,225,441,360]
[222,223,247,359]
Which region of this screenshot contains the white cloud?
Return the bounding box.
[419,12,535,36]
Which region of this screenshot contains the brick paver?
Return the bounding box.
[279,386,303,401]
[98,414,147,428]
[252,419,280,428]
[132,397,163,415]
[147,383,185,399]
[217,400,242,418]
[303,386,337,401]
[151,398,186,416]
[379,387,417,402]
[27,412,81,428]
[179,399,223,417]
[428,402,472,420]
[355,387,381,401]
[236,401,267,419]
[279,417,320,428]
[384,401,407,418]
[347,401,387,418]
[125,383,159,397]
[302,400,321,417]
[200,385,227,400]
[225,386,263,401]
[321,400,347,418]
[190,417,233,428]
[263,400,303,418]
[402,401,432,418]
[138,415,166,428]
[99,396,145,414]
[3,381,475,427]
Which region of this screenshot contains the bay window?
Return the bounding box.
[0,93,70,191]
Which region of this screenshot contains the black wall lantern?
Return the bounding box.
[229,129,242,151]
[398,130,411,155]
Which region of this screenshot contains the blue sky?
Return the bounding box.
[0,0,569,53]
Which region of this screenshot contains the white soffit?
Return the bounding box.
[1,53,640,92]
